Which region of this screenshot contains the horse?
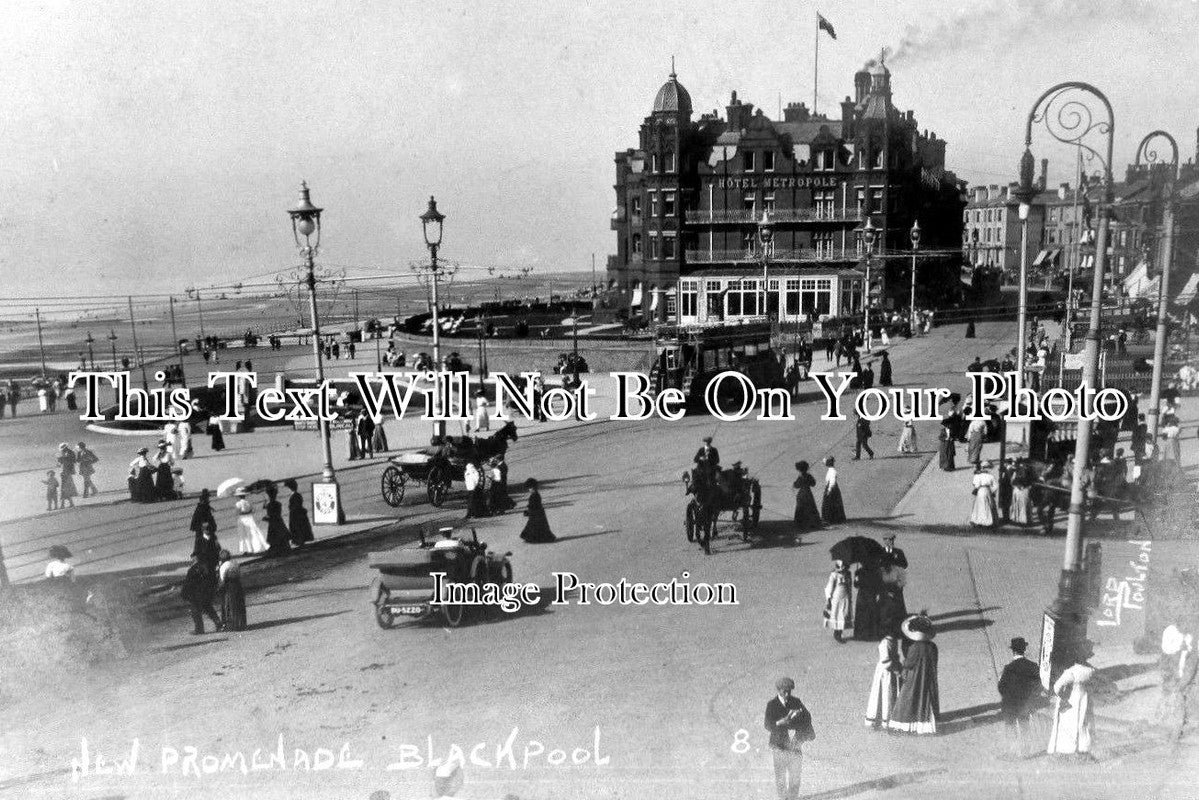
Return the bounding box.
[434,420,519,462]
[682,464,761,553]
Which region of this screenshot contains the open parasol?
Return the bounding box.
[829,536,886,566]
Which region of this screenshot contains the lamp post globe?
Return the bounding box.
[421,196,445,249]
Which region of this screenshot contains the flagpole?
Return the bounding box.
[813,12,820,115]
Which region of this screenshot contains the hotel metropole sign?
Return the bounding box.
[714,175,839,190]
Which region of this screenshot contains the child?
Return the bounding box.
[43,470,60,510]
[171,468,185,500]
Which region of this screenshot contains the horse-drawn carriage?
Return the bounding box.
[682,463,762,554]
[380,421,518,507]
[368,528,513,628]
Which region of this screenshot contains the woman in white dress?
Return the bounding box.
[969,461,998,528]
[234,488,268,554]
[1047,642,1097,755]
[1009,460,1033,525]
[897,420,918,454]
[865,633,902,728]
[178,421,194,459]
[824,560,853,643]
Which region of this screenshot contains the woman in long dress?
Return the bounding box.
[284,478,314,546]
[131,448,155,502]
[178,421,194,459]
[792,461,822,532]
[823,561,852,642]
[865,633,902,728]
[821,456,846,524]
[889,614,940,734]
[56,444,78,508]
[371,415,389,453]
[263,486,292,556]
[520,478,556,543]
[1047,641,1097,755]
[853,564,882,641]
[937,420,956,471]
[189,489,220,569]
[207,414,225,452]
[217,549,247,631]
[969,462,999,528]
[897,420,917,454]
[1010,460,1033,525]
[234,489,268,554]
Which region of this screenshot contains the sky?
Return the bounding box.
[1,0,1196,299]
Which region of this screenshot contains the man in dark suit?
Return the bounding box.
[694,437,720,477]
[997,636,1042,756]
[853,412,874,460]
[878,534,908,634]
[764,677,809,800]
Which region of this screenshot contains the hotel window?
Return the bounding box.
[649,234,659,259]
[763,151,775,172]
[662,236,675,259]
[726,280,743,316]
[815,190,836,218]
[814,231,835,258]
[742,150,755,172]
[841,280,862,314]
[631,196,642,216]
[664,192,676,217]
[855,188,866,215]
[666,294,677,316]
[801,278,832,316]
[666,152,676,173]
[815,150,834,171]
[870,188,884,212]
[785,278,801,315]
[738,279,760,316]
[680,280,698,317]
[857,149,867,170]
[651,153,661,173]
[743,192,757,214]
[649,192,659,217]
[706,283,723,318]
[763,193,776,214]
[873,148,884,169]
[631,233,642,254]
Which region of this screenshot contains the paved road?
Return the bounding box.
[4,322,1194,800]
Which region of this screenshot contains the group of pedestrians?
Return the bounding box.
[128,439,185,503]
[42,442,99,511]
[791,456,845,532]
[228,479,315,557]
[346,409,388,460]
[822,534,909,643]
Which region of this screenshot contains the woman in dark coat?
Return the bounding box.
[284,478,314,546]
[189,490,220,571]
[853,563,883,641]
[792,461,822,532]
[133,449,155,502]
[154,458,174,501]
[937,419,956,471]
[263,486,292,556]
[888,614,941,735]
[216,549,247,631]
[519,478,556,543]
[207,414,226,452]
[879,353,893,387]
[965,320,976,338]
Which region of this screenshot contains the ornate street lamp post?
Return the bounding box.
[909,220,921,336]
[84,331,96,370]
[419,196,448,443]
[288,181,342,525]
[862,217,877,351]
[758,211,774,321]
[107,329,119,370]
[1137,131,1180,453]
[1019,82,1115,687]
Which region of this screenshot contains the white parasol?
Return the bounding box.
[216,477,246,498]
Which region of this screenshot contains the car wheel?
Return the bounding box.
[374,600,395,629]
[442,602,465,627]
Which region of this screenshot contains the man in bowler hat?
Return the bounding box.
[694,436,720,479]
[997,636,1042,756]
[764,676,810,800]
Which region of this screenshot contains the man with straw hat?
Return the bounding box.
[763,676,812,800]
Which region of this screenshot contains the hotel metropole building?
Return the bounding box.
[607,60,964,325]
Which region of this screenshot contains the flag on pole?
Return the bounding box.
[818,13,836,39]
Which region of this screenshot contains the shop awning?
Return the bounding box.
[1174,273,1199,306]
[1032,249,1051,267]
[649,287,660,311]
[630,284,643,307]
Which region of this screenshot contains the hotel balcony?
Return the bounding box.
[684,208,863,224]
[684,248,858,264]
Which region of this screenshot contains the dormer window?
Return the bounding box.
[651,153,661,172]
[815,150,834,171]
[763,151,775,172]
[873,148,884,169]
[666,152,677,172]
[742,151,755,172]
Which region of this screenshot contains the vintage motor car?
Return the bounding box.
[368,528,513,628]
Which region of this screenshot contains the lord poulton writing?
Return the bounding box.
[67,370,1127,425]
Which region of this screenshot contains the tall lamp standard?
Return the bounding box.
[1136,131,1180,452]
[862,217,877,351]
[909,220,921,336]
[757,211,774,321]
[1019,82,1115,686]
[107,330,119,370]
[84,331,96,370]
[419,196,448,443]
[288,181,343,525]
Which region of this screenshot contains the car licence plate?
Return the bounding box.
[396,605,425,616]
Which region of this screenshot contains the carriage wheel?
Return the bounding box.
[442,601,465,627]
[685,503,696,542]
[381,466,407,507]
[428,480,448,507]
[374,599,396,629]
